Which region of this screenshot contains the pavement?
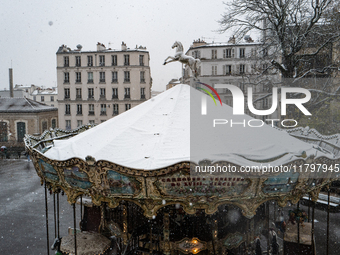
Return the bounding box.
[0,159,77,255]
[1,159,340,254]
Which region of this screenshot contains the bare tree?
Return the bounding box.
[218,0,340,133]
[218,0,340,79]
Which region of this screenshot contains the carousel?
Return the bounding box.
[24,84,340,255]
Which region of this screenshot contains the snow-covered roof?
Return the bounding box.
[32,89,58,95]
[44,84,328,170]
[0,97,57,113]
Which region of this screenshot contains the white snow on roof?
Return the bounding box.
[44,84,327,170]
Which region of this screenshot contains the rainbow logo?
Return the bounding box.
[197,82,222,106]
[197,82,222,115]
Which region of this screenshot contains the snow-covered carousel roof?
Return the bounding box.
[43,84,329,170]
[25,84,339,218]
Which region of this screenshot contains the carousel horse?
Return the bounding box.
[163,41,201,77]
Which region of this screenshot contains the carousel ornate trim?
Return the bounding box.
[25,125,339,219]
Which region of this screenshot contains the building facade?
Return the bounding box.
[0,97,58,151]
[56,42,152,130]
[185,37,281,121]
[30,87,58,107]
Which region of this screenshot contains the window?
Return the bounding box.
[212,66,217,75]
[77,120,83,127]
[139,55,144,66]
[112,88,118,99]
[100,72,105,82]
[141,88,145,99]
[192,50,201,59]
[224,65,232,75]
[140,71,145,83]
[100,104,107,115]
[88,88,94,99]
[112,55,117,66]
[64,72,70,83]
[251,48,257,57]
[76,88,82,99]
[77,104,82,115]
[76,72,81,83]
[125,104,131,111]
[51,96,54,102]
[0,122,8,142]
[88,72,93,83]
[124,55,130,65]
[239,48,245,58]
[42,121,47,132]
[124,71,130,82]
[113,104,119,115]
[87,56,93,66]
[88,104,94,115]
[223,48,233,58]
[41,96,44,102]
[211,49,217,59]
[240,64,245,74]
[17,122,26,142]
[65,104,71,114]
[124,88,130,99]
[51,119,56,129]
[89,120,95,125]
[75,56,81,67]
[66,120,71,130]
[262,64,268,74]
[64,56,69,67]
[112,71,118,83]
[263,48,268,57]
[99,55,105,66]
[33,96,36,101]
[100,88,106,99]
[64,88,70,99]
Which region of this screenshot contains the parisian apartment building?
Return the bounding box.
[185,37,281,121]
[56,42,152,130]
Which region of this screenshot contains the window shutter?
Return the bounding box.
[232,49,235,58]
[223,65,226,75]
[223,49,226,58]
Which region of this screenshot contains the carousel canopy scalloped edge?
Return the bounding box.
[24,125,340,219]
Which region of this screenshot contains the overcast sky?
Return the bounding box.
[0,0,237,92]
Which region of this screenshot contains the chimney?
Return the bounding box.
[191,38,207,48]
[121,41,127,51]
[9,68,13,98]
[97,42,106,51]
[228,36,236,44]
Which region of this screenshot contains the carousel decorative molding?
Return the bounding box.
[24,84,340,255]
